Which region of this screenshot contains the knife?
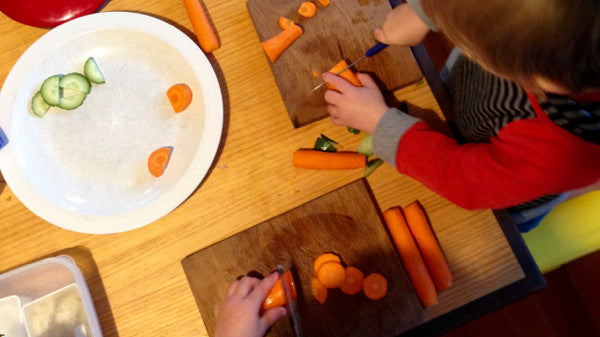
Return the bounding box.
[311,42,388,93]
[277,265,302,337]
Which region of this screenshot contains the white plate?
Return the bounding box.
[0,12,223,234]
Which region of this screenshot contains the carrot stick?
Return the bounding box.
[278,16,294,30]
[148,147,172,177]
[316,261,346,288]
[363,273,387,300]
[167,83,193,113]
[340,266,364,295]
[383,207,438,307]
[261,270,297,311]
[311,277,328,304]
[261,24,303,63]
[326,60,362,91]
[317,0,330,6]
[293,149,366,170]
[298,2,317,18]
[313,253,342,275]
[404,201,453,291]
[183,0,219,53]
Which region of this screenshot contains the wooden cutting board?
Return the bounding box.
[182,179,425,337]
[246,0,423,127]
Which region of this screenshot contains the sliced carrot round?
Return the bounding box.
[167,83,193,113]
[313,253,342,276]
[311,277,328,304]
[298,2,317,18]
[363,273,388,300]
[317,261,346,288]
[148,147,172,177]
[278,16,294,30]
[340,266,364,295]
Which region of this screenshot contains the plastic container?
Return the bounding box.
[0,255,103,337]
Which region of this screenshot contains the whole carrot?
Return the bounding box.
[383,207,438,307]
[262,23,303,63]
[292,149,366,170]
[404,201,452,291]
[183,0,219,53]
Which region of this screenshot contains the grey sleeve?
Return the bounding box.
[372,108,421,169]
[406,0,439,31]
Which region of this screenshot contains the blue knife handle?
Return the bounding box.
[365,42,388,57]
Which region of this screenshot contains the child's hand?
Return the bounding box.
[374,3,430,46]
[214,272,287,337]
[323,72,389,134]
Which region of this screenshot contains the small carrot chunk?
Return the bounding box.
[312,69,319,78]
[293,150,366,170]
[148,147,172,177]
[298,2,317,18]
[326,60,363,91]
[167,83,193,113]
[278,16,294,30]
[363,273,388,300]
[311,277,328,304]
[317,0,330,6]
[340,266,364,295]
[261,270,297,311]
[313,253,342,275]
[316,261,346,288]
[262,24,303,63]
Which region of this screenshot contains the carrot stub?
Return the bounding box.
[278,16,294,30]
[182,0,219,53]
[404,201,452,291]
[326,60,363,91]
[148,147,172,177]
[340,266,365,295]
[293,149,366,170]
[298,2,317,18]
[311,277,328,304]
[363,273,388,300]
[383,207,437,307]
[317,0,330,7]
[316,261,347,288]
[167,83,193,113]
[261,270,297,311]
[262,23,303,63]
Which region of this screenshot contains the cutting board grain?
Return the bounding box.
[247,0,423,127]
[182,179,425,337]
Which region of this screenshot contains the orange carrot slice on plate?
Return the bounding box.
[167,83,193,113]
[311,277,328,304]
[148,147,172,178]
[340,266,364,295]
[363,273,388,300]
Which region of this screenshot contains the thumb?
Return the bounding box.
[356,73,377,88]
[373,28,389,44]
[259,306,287,331]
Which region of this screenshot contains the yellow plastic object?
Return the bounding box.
[522,190,600,273]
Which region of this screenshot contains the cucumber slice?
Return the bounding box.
[58,92,87,110]
[83,57,105,84]
[59,73,90,94]
[40,75,61,106]
[364,158,384,177]
[31,91,51,117]
[357,133,373,157]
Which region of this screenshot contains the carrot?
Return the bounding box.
[317,0,330,6]
[313,253,342,276]
[261,24,303,63]
[340,266,364,295]
[293,149,366,170]
[312,69,319,78]
[326,60,363,91]
[383,207,438,307]
[316,261,346,288]
[167,83,193,113]
[311,277,328,304]
[148,147,172,177]
[278,16,294,30]
[363,273,388,300]
[261,270,297,311]
[404,201,453,291]
[298,2,317,18]
[183,0,219,53]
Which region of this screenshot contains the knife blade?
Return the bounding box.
[277,265,302,337]
[311,42,388,93]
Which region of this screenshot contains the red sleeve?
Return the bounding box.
[396,118,600,209]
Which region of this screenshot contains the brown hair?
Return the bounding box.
[421,0,600,93]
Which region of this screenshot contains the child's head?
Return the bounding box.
[421,0,600,94]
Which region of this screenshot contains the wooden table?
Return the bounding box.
[0,0,544,336]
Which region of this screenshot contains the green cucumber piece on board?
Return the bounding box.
[364,158,384,177]
[59,73,90,94]
[58,92,87,110]
[357,133,373,157]
[314,137,337,152]
[31,91,51,117]
[84,57,105,84]
[40,75,61,106]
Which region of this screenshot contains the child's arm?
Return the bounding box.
[373,3,431,46]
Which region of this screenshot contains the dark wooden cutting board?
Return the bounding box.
[246,0,423,127]
[182,179,425,337]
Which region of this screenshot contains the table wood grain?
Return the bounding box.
[0,1,532,336]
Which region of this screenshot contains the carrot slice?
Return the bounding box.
[312,69,319,78]
[313,253,342,275]
[404,201,453,291]
[298,2,317,18]
[363,273,388,300]
[183,0,219,53]
[148,147,172,177]
[293,150,366,170]
[340,266,364,295]
[262,24,303,63]
[316,261,347,288]
[383,207,437,307]
[326,60,363,91]
[167,83,193,113]
[311,277,328,304]
[261,270,297,311]
[278,16,294,30]
[317,0,330,6]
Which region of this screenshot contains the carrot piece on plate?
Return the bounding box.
[298,2,317,18]
[261,270,297,311]
[326,60,363,91]
[278,16,294,30]
[262,24,303,63]
[148,147,172,177]
[167,83,193,113]
[293,150,366,170]
[363,273,388,300]
[311,277,328,304]
[340,266,365,295]
[313,253,342,275]
[316,261,346,288]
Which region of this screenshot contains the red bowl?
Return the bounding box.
[0,0,109,28]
